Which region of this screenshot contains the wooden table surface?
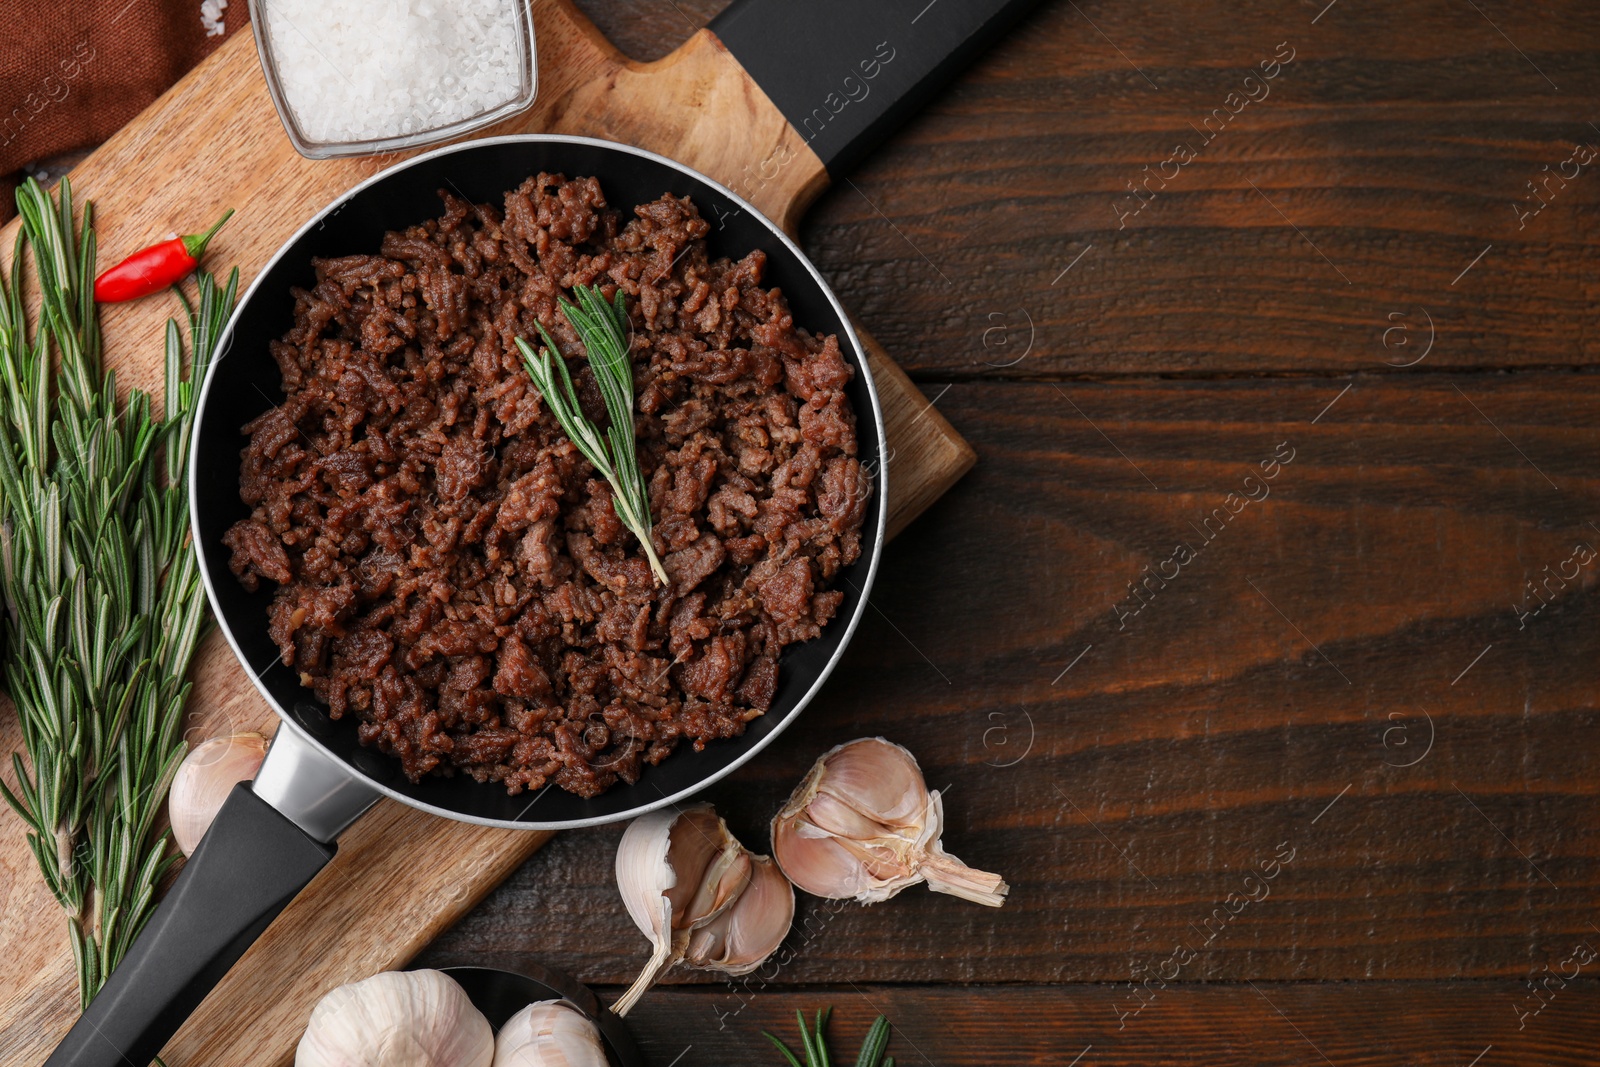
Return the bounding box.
[41,0,1600,1063]
[404,1,1600,1064]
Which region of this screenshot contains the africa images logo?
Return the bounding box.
[1113,41,1297,230]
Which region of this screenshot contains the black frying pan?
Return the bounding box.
[45,1,1036,1062]
[203,134,891,831]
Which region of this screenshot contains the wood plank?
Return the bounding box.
[793,0,1600,376]
[616,983,1600,1067]
[0,2,974,1061]
[421,374,1600,984]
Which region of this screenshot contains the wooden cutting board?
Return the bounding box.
[0,3,974,1063]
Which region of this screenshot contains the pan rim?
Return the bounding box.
[189,132,888,831]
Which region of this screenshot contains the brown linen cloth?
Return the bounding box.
[0,0,251,222]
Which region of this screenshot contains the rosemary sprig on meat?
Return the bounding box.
[515,284,668,586]
[0,177,236,1005]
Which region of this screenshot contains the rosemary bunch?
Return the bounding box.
[0,177,236,1006]
[516,284,668,585]
[765,1008,895,1067]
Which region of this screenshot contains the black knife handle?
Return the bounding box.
[710,0,1041,178]
[44,784,335,1067]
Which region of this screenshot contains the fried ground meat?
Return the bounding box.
[224,175,869,799]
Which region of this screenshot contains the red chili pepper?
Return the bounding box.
[93,209,235,303]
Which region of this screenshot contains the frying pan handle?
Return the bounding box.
[709,0,1042,178]
[43,783,337,1067]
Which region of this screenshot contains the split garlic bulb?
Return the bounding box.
[295,969,493,1067]
[169,732,269,856]
[493,1000,607,1067]
[612,803,794,1016]
[772,737,1009,907]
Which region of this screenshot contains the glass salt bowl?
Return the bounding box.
[247,0,538,160]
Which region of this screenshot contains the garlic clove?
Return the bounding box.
[773,738,1009,908]
[295,969,493,1067]
[612,802,793,1015]
[684,853,794,976]
[724,856,795,964]
[803,787,896,842]
[169,733,269,857]
[492,1000,607,1067]
[663,806,735,924]
[772,817,880,900]
[614,807,678,943]
[814,738,927,825]
[679,823,752,930]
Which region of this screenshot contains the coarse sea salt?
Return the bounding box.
[262,0,525,146]
[200,0,228,38]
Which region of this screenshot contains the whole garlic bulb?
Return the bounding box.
[611,803,794,1016]
[493,1000,607,1067]
[296,969,493,1067]
[772,737,1008,907]
[170,733,269,856]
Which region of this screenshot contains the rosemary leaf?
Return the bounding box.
[0,178,236,1006]
[854,1016,892,1067]
[764,1031,808,1067]
[794,1009,818,1067]
[813,1007,832,1067]
[515,284,668,585]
